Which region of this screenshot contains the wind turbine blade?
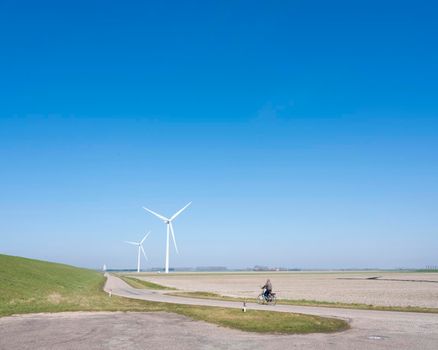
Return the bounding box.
[170,202,192,221]
[143,207,169,221]
[140,231,150,244]
[140,245,148,261]
[169,222,179,254]
[124,241,139,245]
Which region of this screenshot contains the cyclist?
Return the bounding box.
[261,279,273,300]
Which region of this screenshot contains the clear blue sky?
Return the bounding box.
[1,1,437,269]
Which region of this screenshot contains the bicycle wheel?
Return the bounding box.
[257,293,266,304]
[270,294,277,305]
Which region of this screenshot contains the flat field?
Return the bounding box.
[133,271,438,308]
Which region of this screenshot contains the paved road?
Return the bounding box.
[2,310,425,350]
[1,275,437,349]
[105,274,438,349]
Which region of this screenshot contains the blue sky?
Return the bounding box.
[1,1,437,269]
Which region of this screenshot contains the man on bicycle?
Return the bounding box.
[261,279,273,300]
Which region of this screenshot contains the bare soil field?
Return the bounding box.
[133,271,438,308]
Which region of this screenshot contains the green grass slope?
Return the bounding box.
[0,254,168,317]
[0,254,348,334]
[0,254,100,294]
[0,254,112,316]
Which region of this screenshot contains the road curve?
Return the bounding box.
[105,273,438,349]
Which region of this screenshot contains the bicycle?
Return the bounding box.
[257,290,277,305]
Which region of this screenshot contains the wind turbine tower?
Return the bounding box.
[124,232,150,273]
[143,202,191,273]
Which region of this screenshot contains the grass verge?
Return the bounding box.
[0,254,348,334]
[169,291,438,314]
[170,305,348,334]
[117,275,176,290]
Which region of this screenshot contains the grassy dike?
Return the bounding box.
[0,254,348,334]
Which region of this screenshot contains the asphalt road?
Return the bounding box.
[1,274,437,349]
[104,274,438,349]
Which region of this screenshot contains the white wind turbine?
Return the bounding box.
[124,232,150,273]
[143,202,191,273]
